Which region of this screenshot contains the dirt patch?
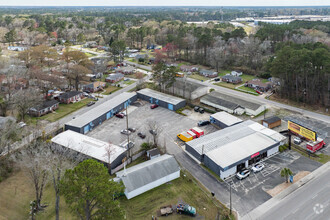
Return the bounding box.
[266,171,311,197]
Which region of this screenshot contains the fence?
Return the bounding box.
[111,150,146,175]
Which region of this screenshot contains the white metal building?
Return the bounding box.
[51,130,127,169]
[210,111,243,128]
[186,120,286,179]
[116,154,180,199]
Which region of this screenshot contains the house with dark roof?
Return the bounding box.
[115,66,135,75]
[245,79,271,92]
[199,69,218,78]
[146,148,161,160]
[261,116,281,129]
[28,100,59,117]
[135,54,148,62]
[58,91,83,104]
[106,73,124,83]
[83,81,106,93]
[221,75,242,84]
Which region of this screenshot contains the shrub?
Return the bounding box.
[141,142,152,151]
[209,88,215,92]
[279,144,288,152]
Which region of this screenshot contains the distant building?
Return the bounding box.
[116,66,135,75]
[83,81,106,93]
[135,54,148,62]
[7,46,27,51]
[115,154,180,199]
[106,73,124,83]
[221,75,242,84]
[58,91,83,104]
[199,69,218,78]
[180,65,199,73]
[245,79,271,92]
[28,100,59,117]
[261,116,282,129]
[210,112,243,129]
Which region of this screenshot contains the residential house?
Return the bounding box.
[231,71,243,77]
[58,91,83,104]
[221,75,242,84]
[106,73,124,83]
[245,79,271,92]
[83,81,106,93]
[135,54,148,62]
[116,66,135,75]
[199,69,218,78]
[180,65,199,73]
[28,100,59,117]
[7,46,27,51]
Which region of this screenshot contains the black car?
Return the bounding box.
[198,120,210,127]
[214,78,220,82]
[137,132,146,139]
[149,129,157,135]
[194,106,200,112]
[199,108,205,114]
[128,127,136,132]
[87,101,95,107]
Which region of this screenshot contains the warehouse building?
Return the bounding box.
[185,120,286,179]
[201,91,265,116]
[51,130,127,170]
[115,154,180,199]
[261,116,282,129]
[137,88,186,111]
[65,92,137,134]
[210,111,243,129]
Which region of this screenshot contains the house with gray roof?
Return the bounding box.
[221,75,242,84]
[199,69,218,78]
[116,154,180,199]
[106,73,124,83]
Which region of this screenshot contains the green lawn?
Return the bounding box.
[188,73,209,81]
[26,98,93,124]
[214,82,238,89]
[123,80,135,85]
[102,86,122,95]
[236,85,259,95]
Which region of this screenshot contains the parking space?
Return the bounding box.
[87,100,218,154]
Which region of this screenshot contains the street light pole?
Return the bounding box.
[230,184,232,215]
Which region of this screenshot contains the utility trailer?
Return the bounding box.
[306,138,326,153]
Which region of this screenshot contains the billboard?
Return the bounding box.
[288,121,317,141]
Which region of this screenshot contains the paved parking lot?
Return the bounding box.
[226,150,321,216]
[87,100,217,153]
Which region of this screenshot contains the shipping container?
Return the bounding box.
[190,127,204,138]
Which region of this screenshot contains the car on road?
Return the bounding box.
[120,129,131,135]
[127,127,136,132]
[236,169,250,180]
[199,108,205,114]
[150,104,159,109]
[214,78,220,82]
[115,113,125,118]
[87,101,95,107]
[294,137,302,145]
[251,163,265,173]
[198,120,210,127]
[194,106,199,112]
[137,132,146,139]
[149,129,157,135]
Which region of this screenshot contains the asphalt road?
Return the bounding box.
[256,166,330,220]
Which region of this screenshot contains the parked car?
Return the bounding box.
[214,78,220,82]
[18,122,27,128]
[83,92,89,97]
[236,169,250,180]
[294,137,302,145]
[256,90,263,95]
[176,203,196,216]
[251,163,265,173]
[128,127,136,132]
[124,78,130,81]
[120,129,131,135]
[137,132,146,139]
[150,104,159,109]
[149,129,157,135]
[194,106,199,112]
[115,113,125,118]
[199,108,205,114]
[198,120,210,127]
[87,101,95,107]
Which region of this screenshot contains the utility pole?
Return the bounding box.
[126,106,130,159]
[230,184,232,215]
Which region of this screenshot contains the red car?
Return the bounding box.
[115,113,125,118]
[150,104,159,109]
[256,90,263,95]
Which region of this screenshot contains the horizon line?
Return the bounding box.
[0,5,329,7]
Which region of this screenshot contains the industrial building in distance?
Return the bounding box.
[185,120,286,179]
[210,111,243,129]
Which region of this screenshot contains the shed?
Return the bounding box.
[51,130,127,170]
[261,116,281,129]
[116,154,180,199]
[146,148,161,160]
[137,88,186,111]
[210,112,243,129]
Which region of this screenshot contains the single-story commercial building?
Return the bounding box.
[137,88,186,111]
[28,100,59,117]
[162,78,209,100]
[199,69,218,78]
[185,120,286,179]
[261,116,282,129]
[116,154,180,199]
[58,91,83,104]
[106,73,124,83]
[221,75,242,84]
[200,91,265,116]
[51,130,127,170]
[210,112,243,129]
[65,92,137,134]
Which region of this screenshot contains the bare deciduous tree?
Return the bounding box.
[147,120,163,147]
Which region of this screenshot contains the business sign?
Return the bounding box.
[251,152,260,159]
[288,121,317,141]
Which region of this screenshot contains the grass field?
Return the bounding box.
[188,73,209,81]
[236,85,259,95]
[26,98,93,124]
[100,85,122,95]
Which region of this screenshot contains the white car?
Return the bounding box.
[236,169,250,180]
[251,163,265,173]
[18,122,27,128]
[120,129,131,135]
[294,137,302,145]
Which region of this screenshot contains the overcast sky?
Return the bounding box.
[0,0,328,6]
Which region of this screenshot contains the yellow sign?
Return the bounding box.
[288,121,316,141]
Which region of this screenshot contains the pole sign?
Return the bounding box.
[288,121,317,141]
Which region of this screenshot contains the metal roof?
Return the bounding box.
[65,92,136,128]
[137,88,185,105]
[210,112,243,126]
[116,154,180,193]
[205,132,277,169]
[51,130,126,164]
[201,94,239,110]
